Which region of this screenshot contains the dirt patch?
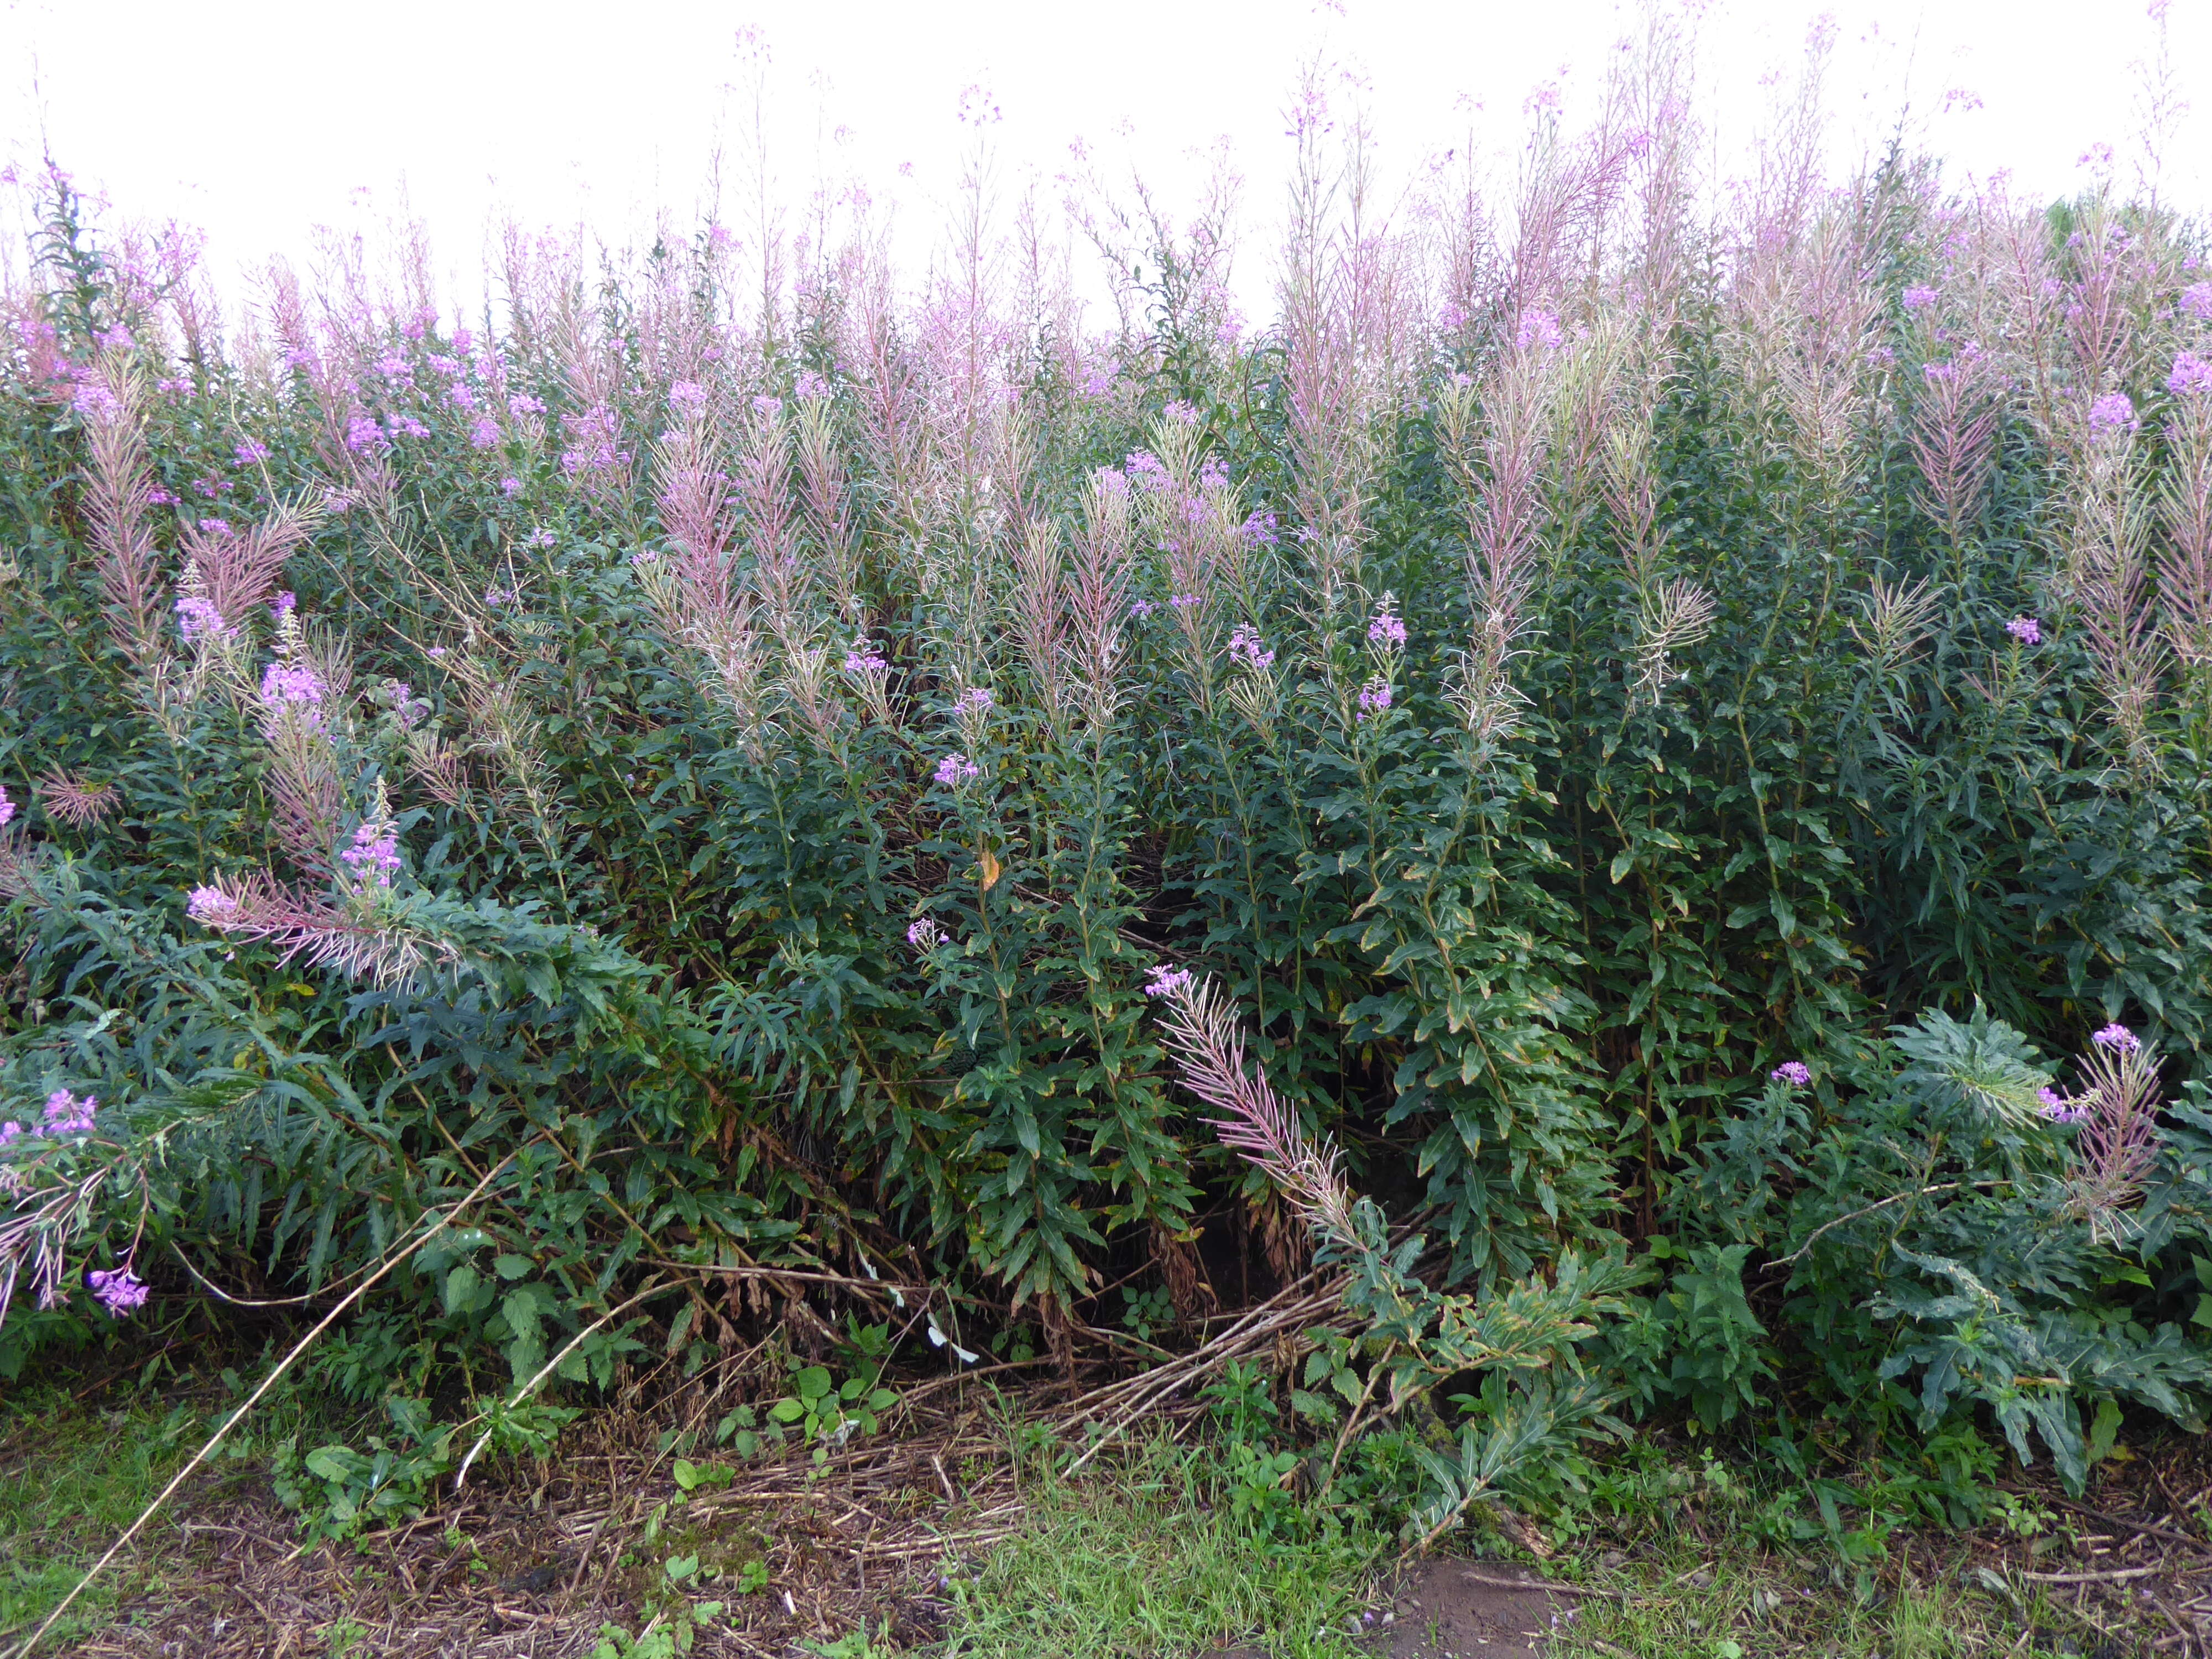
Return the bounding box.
[1372,1559,1587,1658]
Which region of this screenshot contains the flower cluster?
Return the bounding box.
[0,782,15,830]
[2087,392,2138,435]
[1770,1061,1812,1088]
[2091,1021,2140,1053]
[2038,1086,2088,1124]
[1515,309,1564,351]
[2005,615,2042,645]
[1366,602,1407,649]
[176,594,229,643]
[934,752,980,789]
[2170,351,2212,398]
[1143,963,1195,998]
[1228,625,1276,672]
[0,1090,98,1146]
[87,1266,148,1318]
[260,661,327,714]
[844,644,888,675]
[906,917,945,951]
[1901,284,1939,312]
[340,820,402,896]
[953,687,995,718]
[42,1089,96,1134]
[1356,678,1394,721]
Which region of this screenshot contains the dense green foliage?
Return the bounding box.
[6,123,2212,1536]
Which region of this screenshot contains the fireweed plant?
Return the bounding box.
[4,24,2212,1543]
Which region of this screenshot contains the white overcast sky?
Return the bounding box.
[0,0,2202,314]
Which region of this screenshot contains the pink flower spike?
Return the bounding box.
[2090,1022,2140,1053]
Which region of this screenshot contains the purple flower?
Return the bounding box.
[42,1089,95,1134]
[500,477,523,497]
[1356,677,1394,720]
[1163,399,1200,426]
[233,439,270,465]
[469,417,503,449]
[2038,1086,2086,1123]
[1515,309,1564,351]
[751,394,783,418]
[1129,599,1156,619]
[2088,392,2138,435]
[508,394,547,416]
[198,517,233,538]
[794,370,831,400]
[934,752,980,789]
[87,1267,149,1318]
[845,645,888,675]
[2005,616,2042,645]
[2168,351,2212,398]
[0,1121,21,1146]
[953,687,995,717]
[2091,1022,2140,1053]
[1901,284,1939,312]
[186,884,239,925]
[1168,592,1201,610]
[1240,509,1279,548]
[390,414,431,439]
[176,595,229,643]
[669,379,709,409]
[2181,281,2212,322]
[1228,625,1276,671]
[270,591,296,623]
[260,661,327,714]
[344,413,388,454]
[1142,963,1194,999]
[147,485,179,505]
[340,821,402,894]
[1124,450,1169,488]
[906,917,945,951]
[0,782,13,829]
[72,381,122,421]
[1367,604,1407,649]
[1770,1061,1812,1088]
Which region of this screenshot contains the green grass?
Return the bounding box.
[941,1433,1391,1659]
[0,1384,210,1647]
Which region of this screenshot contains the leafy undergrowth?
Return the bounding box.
[7,1359,2205,1659]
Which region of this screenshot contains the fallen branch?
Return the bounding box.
[2021,1563,2170,1584]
